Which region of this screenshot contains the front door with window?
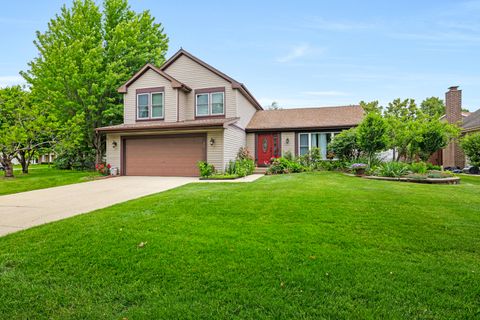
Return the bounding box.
[257,133,280,166]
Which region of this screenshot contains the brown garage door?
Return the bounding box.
[123,135,206,176]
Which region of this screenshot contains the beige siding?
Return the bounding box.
[106,133,121,173]
[207,130,224,171]
[124,69,177,124]
[235,89,258,129]
[178,90,188,122]
[246,133,256,158]
[281,132,295,157]
[223,126,246,168]
[163,55,236,120]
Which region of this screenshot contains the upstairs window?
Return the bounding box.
[195,90,224,117]
[151,92,164,118]
[196,94,209,116]
[136,88,165,120]
[137,94,149,119]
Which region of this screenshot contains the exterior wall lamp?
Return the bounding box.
[112,141,118,149]
[285,138,290,144]
[209,138,215,146]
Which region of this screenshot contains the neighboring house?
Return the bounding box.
[97,49,363,176]
[431,86,479,168]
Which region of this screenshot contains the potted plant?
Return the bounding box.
[350,163,367,176]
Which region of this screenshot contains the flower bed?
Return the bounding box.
[363,175,460,185]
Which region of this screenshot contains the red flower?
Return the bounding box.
[95,164,99,169]
[107,164,111,169]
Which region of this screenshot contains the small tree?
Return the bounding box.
[411,119,460,161]
[460,132,480,167]
[360,100,382,114]
[328,128,360,161]
[357,112,389,166]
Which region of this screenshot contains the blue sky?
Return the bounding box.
[1,0,479,111]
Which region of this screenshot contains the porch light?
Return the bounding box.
[285,138,290,144]
[209,138,215,146]
[112,141,118,149]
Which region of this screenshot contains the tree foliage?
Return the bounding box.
[0,86,55,177]
[21,0,169,168]
[327,128,360,161]
[460,132,480,167]
[411,118,460,161]
[357,112,389,165]
[420,97,444,118]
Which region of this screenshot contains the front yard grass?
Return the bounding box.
[0,172,479,319]
[0,165,100,196]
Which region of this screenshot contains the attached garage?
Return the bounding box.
[123,134,206,176]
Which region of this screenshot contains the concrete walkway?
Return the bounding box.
[0,174,265,237]
[0,176,196,237]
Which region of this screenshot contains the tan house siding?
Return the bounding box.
[124,69,176,124]
[223,126,246,167]
[162,55,236,120]
[281,132,295,156]
[207,130,224,171]
[178,90,188,122]
[236,89,258,129]
[106,133,121,172]
[246,133,256,158]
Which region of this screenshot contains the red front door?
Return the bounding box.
[257,133,280,166]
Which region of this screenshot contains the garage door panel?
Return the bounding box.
[124,135,206,176]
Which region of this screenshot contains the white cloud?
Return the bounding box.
[302,91,349,97]
[0,75,26,88]
[276,44,313,63]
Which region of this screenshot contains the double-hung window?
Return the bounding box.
[136,88,164,120]
[195,89,225,117]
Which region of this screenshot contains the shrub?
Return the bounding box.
[375,161,409,177]
[298,147,322,169]
[328,128,360,161]
[409,161,427,174]
[224,148,255,177]
[267,157,304,174]
[197,161,215,177]
[236,147,253,161]
[426,163,441,171]
[95,163,111,176]
[460,132,480,167]
[283,151,294,161]
[317,160,347,171]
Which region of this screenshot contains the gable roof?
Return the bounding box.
[117,63,192,93]
[246,105,364,132]
[161,49,263,110]
[463,109,480,132]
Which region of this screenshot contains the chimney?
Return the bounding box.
[445,86,462,124]
[442,86,465,169]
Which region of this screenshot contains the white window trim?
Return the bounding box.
[298,132,338,158]
[195,93,210,117]
[151,92,165,119]
[195,91,225,117]
[137,92,165,120]
[137,93,150,119]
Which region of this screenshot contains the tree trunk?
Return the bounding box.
[1,154,14,178]
[94,131,104,165]
[16,150,29,174]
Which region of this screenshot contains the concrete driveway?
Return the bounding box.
[0,176,196,237]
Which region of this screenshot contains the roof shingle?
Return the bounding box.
[463,109,480,131]
[246,105,364,131]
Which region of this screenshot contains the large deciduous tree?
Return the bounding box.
[0,86,54,177]
[420,97,445,118]
[460,132,480,167]
[21,0,169,167]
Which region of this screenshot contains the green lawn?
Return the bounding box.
[0,165,99,196]
[1,172,479,319]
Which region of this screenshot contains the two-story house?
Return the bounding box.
[97,49,364,176]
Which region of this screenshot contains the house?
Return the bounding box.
[97,49,364,176]
[432,86,479,168]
